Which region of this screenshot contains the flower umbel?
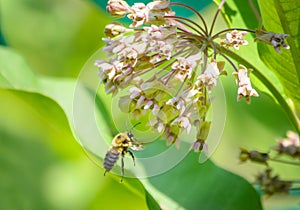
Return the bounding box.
[95,0,290,153]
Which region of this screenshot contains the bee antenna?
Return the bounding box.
[129,122,141,133]
[126,121,129,131]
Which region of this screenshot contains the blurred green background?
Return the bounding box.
[0,0,299,209]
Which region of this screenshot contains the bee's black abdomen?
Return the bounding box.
[104,150,120,172]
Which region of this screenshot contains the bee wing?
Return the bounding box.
[130,142,144,151]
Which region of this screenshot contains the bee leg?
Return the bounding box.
[121,152,125,182]
[104,171,107,176]
[128,150,135,166]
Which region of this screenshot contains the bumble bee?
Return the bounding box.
[104,123,143,182]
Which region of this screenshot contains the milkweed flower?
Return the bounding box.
[198,59,225,93]
[190,140,208,154]
[255,29,290,53]
[279,131,300,147]
[104,22,133,38]
[95,0,290,153]
[273,131,300,158]
[106,0,130,17]
[220,30,248,50]
[232,65,259,104]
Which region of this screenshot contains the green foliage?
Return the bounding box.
[257,0,300,117]
[0,48,150,210]
[147,152,262,210]
[0,47,38,90]
[145,190,162,210]
[0,129,55,210]
[0,0,109,77]
[220,0,300,132]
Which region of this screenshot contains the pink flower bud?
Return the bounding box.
[106,0,130,18]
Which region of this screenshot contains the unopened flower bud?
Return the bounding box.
[147,0,170,11]
[239,148,269,165]
[196,121,211,142]
[104,22,132,38]
[106,0,130,18]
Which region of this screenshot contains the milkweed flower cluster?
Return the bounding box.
[95,0,290,152]
[239,131,300,165]
[256,168,292,195]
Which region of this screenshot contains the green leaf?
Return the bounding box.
[85,176,149,210]
[215,0,285,104]
[0,46,39,90]
[145,190,162,210]
[213,0,299,132]
[257,0,300,116]
[145,149,262,210]
[0,88,81,158]
[0,46,157,210]
[0,0,110,77]
[0,128,56,210]
[0,46,111,153]
[232,0,260,30]
[0,113,150,210]
[220,45,299,132]
[216,0,260,32]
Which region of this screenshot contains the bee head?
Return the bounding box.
[125,122,141,142]
[127,132,134,141]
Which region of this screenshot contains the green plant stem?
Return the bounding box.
[269,158,300,166]
[210,0,226,35]
[165,15,205,37]
[213,0,232,28]
[170,2,208,35]
[248,0,261,22]
[217,49,238,72]
[217,45,300,134]
[211,28,256,40]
